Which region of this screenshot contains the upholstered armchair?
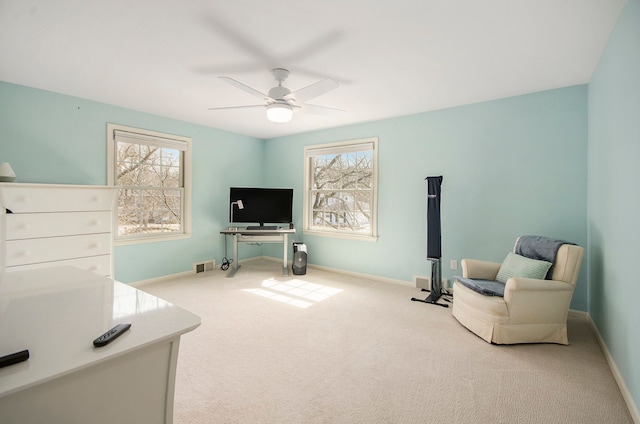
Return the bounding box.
[452,236,584,345]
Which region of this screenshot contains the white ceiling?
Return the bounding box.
[0,0,626,139]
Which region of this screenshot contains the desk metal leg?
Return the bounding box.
[282,234,289,276]
[226,234,240,278]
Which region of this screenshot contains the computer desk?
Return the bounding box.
[220,227,296,277]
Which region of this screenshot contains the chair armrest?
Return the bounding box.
[503,278,575,323]
[461,259,501,280]
[504,278,573,294]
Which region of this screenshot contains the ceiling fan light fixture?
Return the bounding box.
[266,103,293,123]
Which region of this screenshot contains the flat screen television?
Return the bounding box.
[229,187,293,226]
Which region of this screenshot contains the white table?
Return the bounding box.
[220,227,296,277]
[0,266,201,424]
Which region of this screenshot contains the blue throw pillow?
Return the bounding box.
[495,252,552,283]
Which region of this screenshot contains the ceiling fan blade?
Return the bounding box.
[208,105,265,111]
[218,77,274,101]
[280,30,345,65]
[202,14,275,67]
[301,103,345,115]
[286,79,339,103]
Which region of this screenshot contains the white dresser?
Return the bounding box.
[0,266,201,424]
[0,183,116,277]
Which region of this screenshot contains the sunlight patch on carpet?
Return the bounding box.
[243,278,343,308]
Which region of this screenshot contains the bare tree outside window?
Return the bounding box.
[304,138,378,239]
[116,142,183,236]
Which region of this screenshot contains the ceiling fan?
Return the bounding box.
[209,68,343,123]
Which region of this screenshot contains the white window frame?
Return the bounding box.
[107,123,192,245]
[303,137,378,241]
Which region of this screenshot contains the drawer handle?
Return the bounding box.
[89,265,102,271]
[19,196,31,203]
[89,242,102,249]
[20,223,32,230]
[18,250,31,257]
[91,220,102,226]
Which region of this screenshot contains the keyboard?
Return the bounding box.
[246,226,279,231]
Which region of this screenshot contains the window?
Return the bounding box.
[304,138,378,241]
[107,123,192,244]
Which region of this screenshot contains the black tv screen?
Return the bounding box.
[230,187,293,225]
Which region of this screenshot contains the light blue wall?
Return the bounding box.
[588,0,640,413]
[265,86,588,310]
[0,82,589,307]
[0,81,265,283]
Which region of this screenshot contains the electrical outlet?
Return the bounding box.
[450,260,458,270]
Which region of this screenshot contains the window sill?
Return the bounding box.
[303,229,378,242]
[115,233,192,246]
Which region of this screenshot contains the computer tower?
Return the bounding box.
[292,242,307,275]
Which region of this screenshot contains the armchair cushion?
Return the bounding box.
[495,252,552,283]
[454,277,505,297]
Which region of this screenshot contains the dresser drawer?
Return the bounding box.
[6,255,112,277]
[6,234,111,267]
[1,186,114,213]
[5,211,112,240]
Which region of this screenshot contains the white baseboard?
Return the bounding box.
[213,256,413,288]
[257,255,414,287]
[128,257,412,291]
[130,257,276,287]
[310,263,414,287]
[582,312,640,423]
[568,309,589,320]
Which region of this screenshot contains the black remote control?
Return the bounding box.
[0,349,29,368]
[93,323,131,347]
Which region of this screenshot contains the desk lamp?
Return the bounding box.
[230,200,244,229]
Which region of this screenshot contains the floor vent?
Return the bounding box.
[193,260,216,274]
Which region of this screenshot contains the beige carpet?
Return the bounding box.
[140,259,633,424]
